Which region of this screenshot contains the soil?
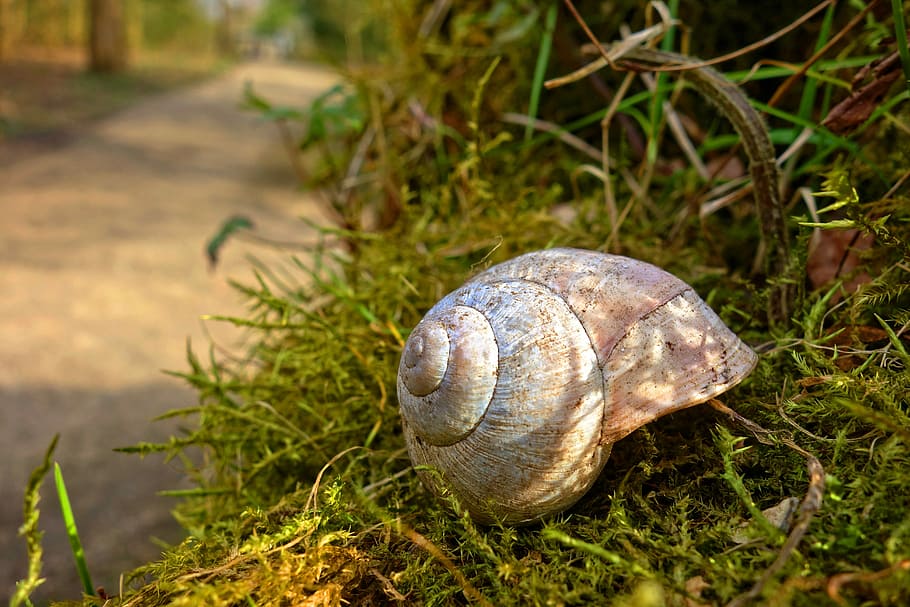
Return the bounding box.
[0,60,336,603]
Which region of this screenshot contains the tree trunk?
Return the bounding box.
[215,0,236,58]
[88,0,126,72]
[0,0,10,61]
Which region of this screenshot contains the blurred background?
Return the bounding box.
[0,0,358,603]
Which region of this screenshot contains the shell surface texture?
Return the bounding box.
[397,248,757,524]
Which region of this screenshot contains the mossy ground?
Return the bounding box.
[18,2,910,606]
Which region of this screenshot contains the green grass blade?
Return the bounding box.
[892,0,910,96]
[795,1,836,130]
[54,462,95,598]
[644,0,679,164]
[525,2,558,142]
[9,435,59,607]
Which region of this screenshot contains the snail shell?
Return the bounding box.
[398,248,757,524]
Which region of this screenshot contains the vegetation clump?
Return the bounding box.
[17,1,910,605]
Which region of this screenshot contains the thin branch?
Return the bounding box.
[708,399,826,607]
[768,0,880,108]
[398,522,494,607]
[501,112,603,161]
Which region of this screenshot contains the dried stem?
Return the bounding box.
[614,47,792,323]
[768,0,880,108]
[708,399,826,607]
[398,521,494,607]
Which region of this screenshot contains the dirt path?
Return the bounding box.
[0,61,336,603]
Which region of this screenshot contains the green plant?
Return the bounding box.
[54,462,96,599]
[10,436,58,607]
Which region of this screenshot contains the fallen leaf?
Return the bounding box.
[822,51,902,135]
[732,497,800,544]
[807,228,874,293]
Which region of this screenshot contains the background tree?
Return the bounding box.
[88,0,126,72]
[0,0,9,60]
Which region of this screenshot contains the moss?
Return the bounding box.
[37,1,910,605]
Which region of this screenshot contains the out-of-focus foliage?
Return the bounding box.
[0,0,218,58]
[253,0,300,36]
[253,0,387,61]
[138,0,215,52]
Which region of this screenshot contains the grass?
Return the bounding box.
[11,438,101,607]
[10,436,58,607]
[13,1,910,605]
[892,0,910,96]
[54,463,95,600]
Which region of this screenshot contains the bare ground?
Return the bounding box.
[0,61,336,603]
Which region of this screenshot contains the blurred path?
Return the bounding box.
[0,61,336,603]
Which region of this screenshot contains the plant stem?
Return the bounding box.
[527,3,558,142]
[617,47,792,324]
[10,435,59,607]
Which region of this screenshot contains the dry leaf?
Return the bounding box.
[822,51,902,135]
[807,228,874,292]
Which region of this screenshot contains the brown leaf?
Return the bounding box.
[822,51,902,135]
[824,324,906,371]
[806,228,874,292]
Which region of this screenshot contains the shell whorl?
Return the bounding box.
[398,304,498,446]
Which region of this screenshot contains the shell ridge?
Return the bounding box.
[594,284,690,366]
[441,300,502,441]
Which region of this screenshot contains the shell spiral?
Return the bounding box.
[397,248,757,524]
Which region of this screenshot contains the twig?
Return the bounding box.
[632,0,835,73]
[768,0,880,108]
[305,446,363,512]
[826,559,910,605]
[883,166,910,199]
[501,112,602,161]
[548,0,833,87]
[708,399,826,607]
[548,0,671,89]
[560,0,616,70]
[662,99,709,178]
[615,47,792,323]
[398,522,494,607]
[417,0,452,39]
[548,6,793,321]
[371,567,408,602]
[601,72,637,237]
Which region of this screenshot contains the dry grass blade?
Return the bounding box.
[398,522,494,607]
[501,112,602,161]
[709,399,826,607]
[826,560,910,605]
[305,446,364,512]
[546,0,674,89]
[768,0,880,108]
